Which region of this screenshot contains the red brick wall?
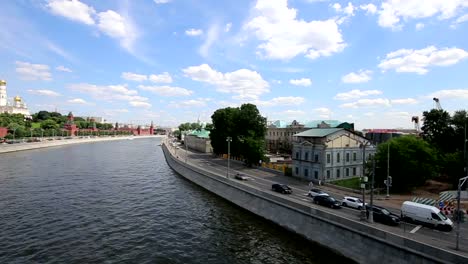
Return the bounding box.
[0,127,8,138]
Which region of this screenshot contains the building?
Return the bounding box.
[0,80,31,118]
[185,129,212,153]
[363,128,419,144]
[266,120,354,154]
[292,128,375,182]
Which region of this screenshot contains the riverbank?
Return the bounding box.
[0,135,165,154]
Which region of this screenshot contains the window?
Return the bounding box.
[431,212,441,221]
[337,153,340,163]
[336,169,340,178]
[304,168,309,177]
[353,167,356,176]
[353,152,357,161]
[346,153,350,162]
[314,154,319,162]
[295,152,299,159]
[326,170,330,179]
[305,152,309,161]
[295,167,299,175]
[314,171,318,179]
[327,154,331,163]
[346,168,349,177]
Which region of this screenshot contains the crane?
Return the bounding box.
[433,98,442,110]
[411,116,420,132]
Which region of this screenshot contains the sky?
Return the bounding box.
[1,0,468,129]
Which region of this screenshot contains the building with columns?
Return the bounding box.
[0,80,31,118]
[292,128,375,182]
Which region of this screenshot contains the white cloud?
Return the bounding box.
[289,78,312,86]
[154,0,171,4]
[47,0,96,25]
[15,61,52,81]
[415,23,425,30]
[67,98,87,104]
[225,22,232,32]
[244,0,346,60]
[391,98,418,104]
[360,3,377,15]
[333,2,355,16]
[427,89,468,100]
[27,89,61,97]
[185,28,203,36]
[97,10,138,52]
[183,64,269,100]
[129,101,152,108]
[376,0,468,29]
[56,65,72,72]
[122,72,147,82]
[254,96,305,107]
[149,72,173,83]
[199,24,220,58]
[364,112,375,117]
[334,89,382,100]
[170,99,209,108]
[69,83,148,103]
[138,85,193,96]
[340,98,391,108]
[455,13,468,24]
[341,70,372,83]
[378,46,468,74]
[314,107,332,118]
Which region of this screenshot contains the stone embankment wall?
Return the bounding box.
[162,144,466,264]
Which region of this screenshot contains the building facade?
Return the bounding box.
[0,80,31,118]
[292,128,375,182]
[185,129,212,153]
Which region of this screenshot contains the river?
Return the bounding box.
[0,138,350,263]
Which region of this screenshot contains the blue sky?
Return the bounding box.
[1,0,468,129]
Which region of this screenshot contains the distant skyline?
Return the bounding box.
[1,0,467,129]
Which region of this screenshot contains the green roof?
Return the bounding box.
[295,128,343,138]
[188,129,210,138]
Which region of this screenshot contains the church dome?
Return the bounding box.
[14,96,22,102]
[0,80,6,86]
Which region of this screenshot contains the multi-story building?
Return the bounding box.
[0,80,31,118]
[292,128,375,182]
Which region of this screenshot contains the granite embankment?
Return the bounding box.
[0,135,163,154]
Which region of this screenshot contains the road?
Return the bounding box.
[168,142,468,255]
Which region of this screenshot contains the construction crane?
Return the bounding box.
[433,97,442,110]
[411,116,420,132]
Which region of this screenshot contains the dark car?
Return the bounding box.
[272,184,292,194]
[313,195,341,209]
[366,205,400,226]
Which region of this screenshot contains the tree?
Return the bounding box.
[374,136,437,192]
[210,103,267,166]
[178,122,191,132]
[421,109,455,153]
[41,119,58,130]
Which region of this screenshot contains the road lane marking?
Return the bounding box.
[410,225,422,233]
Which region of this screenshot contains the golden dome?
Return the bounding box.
[0,80,6,86]
[14,96,21,102]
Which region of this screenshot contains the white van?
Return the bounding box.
[401,201,453,231]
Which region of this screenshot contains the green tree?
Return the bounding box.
[421,109,455,153]
[375,136,437,192]
[41,119,58,130]
[210,103,266,166]
[178,122,191,132]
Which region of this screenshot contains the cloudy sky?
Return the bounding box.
[1,0,468,129]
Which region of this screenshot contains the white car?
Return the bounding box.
[307,188,329,197]
[341,196,366,210]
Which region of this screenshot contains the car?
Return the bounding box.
[341,196,367,210]
[234,173,249,181]
[313,195,341,209]
[401,201,452,231]
[366,205,400,226]
[307,188,329,197]
[272,183,292,194]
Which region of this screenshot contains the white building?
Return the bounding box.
[292,128,375,182]
[0,80,31,118]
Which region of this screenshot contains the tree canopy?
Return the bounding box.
[210,104,267,166]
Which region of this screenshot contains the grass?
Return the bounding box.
[330,177,361,189]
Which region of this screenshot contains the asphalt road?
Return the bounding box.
[169,143,468,255]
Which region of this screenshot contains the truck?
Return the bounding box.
[401,201,453,231]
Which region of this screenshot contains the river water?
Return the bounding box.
[0,138,350,263]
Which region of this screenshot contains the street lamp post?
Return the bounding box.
[12,127,17,141]
[369,152,376,223]
[226,136,232,178]
[185,134,188,164]
[456,175,468,250]
[360,143,367,221]
[41,129,44,140]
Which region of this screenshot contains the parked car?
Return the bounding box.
[366,205,400,226]
[272,184,292,194]
[341,196,366,210]
[401,201,453,231]
[313,195,341,209]
[234,173,249,181]
[307,188,329,197]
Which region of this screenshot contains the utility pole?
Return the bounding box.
[456,175,468,250]
[387,140,390,199]
[361,143,368,221]
[369,153,376,223]
[226,137,232,178]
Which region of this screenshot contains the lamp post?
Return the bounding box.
[30,128,33,139]
[185,133,188,164]
[12,127,17,141]
[40,129,44,140]
[226,136,232,178]
[360,142,371,221]
[456,175,468,250]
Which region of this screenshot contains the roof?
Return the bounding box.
[303,120,343,128]
[294,128,344,138]
[188,129,210,138]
